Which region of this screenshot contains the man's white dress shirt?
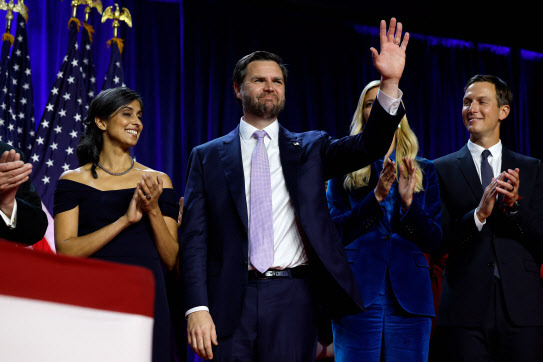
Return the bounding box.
[467,139,502,230]
[0,200,17,229]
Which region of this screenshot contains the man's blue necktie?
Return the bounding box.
[481,149,493,189]
[481,149,500,278]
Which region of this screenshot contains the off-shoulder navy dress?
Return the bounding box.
[54,179,179,362]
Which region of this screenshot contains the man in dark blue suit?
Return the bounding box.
[180,18,410,361]
[433,75,543,361]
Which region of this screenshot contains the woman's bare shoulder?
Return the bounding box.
[59,164,93,183]
[134,163,173,188]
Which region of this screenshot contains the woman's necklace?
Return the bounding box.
[97,157,134,176]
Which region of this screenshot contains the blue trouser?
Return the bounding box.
[333,281,431,362]
[212,277,318,362]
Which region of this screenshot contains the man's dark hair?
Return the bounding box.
[465,74,513,107]
[232,51,288,87]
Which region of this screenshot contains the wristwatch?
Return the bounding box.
[505,200,520,214]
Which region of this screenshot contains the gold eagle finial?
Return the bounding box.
[101,3,132,38]
[68,0,102,23]
[0,0,28,36]
[0,0,28,44]
[83,0,103,23]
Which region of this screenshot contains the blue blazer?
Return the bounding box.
[327,157,442,317]
[180,101,405,337]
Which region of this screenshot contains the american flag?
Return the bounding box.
[101,37,131,159]
[102,38,125,90]
[81,23,96,103]
[0,35,14,144]
[8,13,36,152]
[29,20,88,222]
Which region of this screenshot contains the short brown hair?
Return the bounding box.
[232,51,288,87]
[465,74,513,107]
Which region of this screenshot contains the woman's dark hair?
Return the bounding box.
[76,87,143,178]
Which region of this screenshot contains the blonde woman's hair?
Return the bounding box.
[344,80,424,192]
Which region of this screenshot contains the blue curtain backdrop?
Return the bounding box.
[1,1,542,361]
[1,0,542,195]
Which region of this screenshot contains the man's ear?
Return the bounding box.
[95,117,107,131]
[234,83,242,101]
[499,105,510,121]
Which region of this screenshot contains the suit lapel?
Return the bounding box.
[501,147,516,173]
[218,126,249,234]
[456,145,484,202]
[278,126,302,210]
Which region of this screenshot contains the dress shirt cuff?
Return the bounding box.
[377,88,403,116]
[474,210,485,231]
[0,199,17,229]
[185,306,209,319]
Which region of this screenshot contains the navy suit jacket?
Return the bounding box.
[327,157,442,317]
[0,141,47,245]
[435,145,543,327]
[180,101,405,337]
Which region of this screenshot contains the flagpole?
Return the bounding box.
[101,3,131,92]
[0,0,28,46]
[83,0,103,24]
[101,3,132,54]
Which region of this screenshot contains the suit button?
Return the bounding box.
[488,262,495,267]
[384,235,391,241]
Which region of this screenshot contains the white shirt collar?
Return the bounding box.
[467,139,502,159]
[239,117,279,144]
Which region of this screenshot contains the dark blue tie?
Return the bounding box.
[481,149,500,278]
[481,149,493,189]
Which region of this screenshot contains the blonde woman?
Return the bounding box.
[326,81,442,361]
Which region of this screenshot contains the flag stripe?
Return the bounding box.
[0,294,153,362]
[0,240,155,317]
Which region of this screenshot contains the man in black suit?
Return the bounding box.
[181,19,409,361]
[0,141,48,245]
[434,75,543,361]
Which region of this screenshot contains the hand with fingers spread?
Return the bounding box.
[136,173,164,215]
[0,149,33,218]
[496,168,520,208]
[187,310,218,360]
[476,172,505,222]
[375,158,396,203]
[370,17,410,97]
[398,157,418,210]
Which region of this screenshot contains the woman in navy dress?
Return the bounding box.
[53,87,179,362]
[327,80,442,361]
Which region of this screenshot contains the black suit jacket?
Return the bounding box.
[434,145,543,327]
[0,142,48,245]
[180,101,404,337]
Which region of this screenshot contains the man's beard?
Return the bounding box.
[242,92,285,120]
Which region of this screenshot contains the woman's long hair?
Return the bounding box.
[76,87,143,178]
[344,81,424,192]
